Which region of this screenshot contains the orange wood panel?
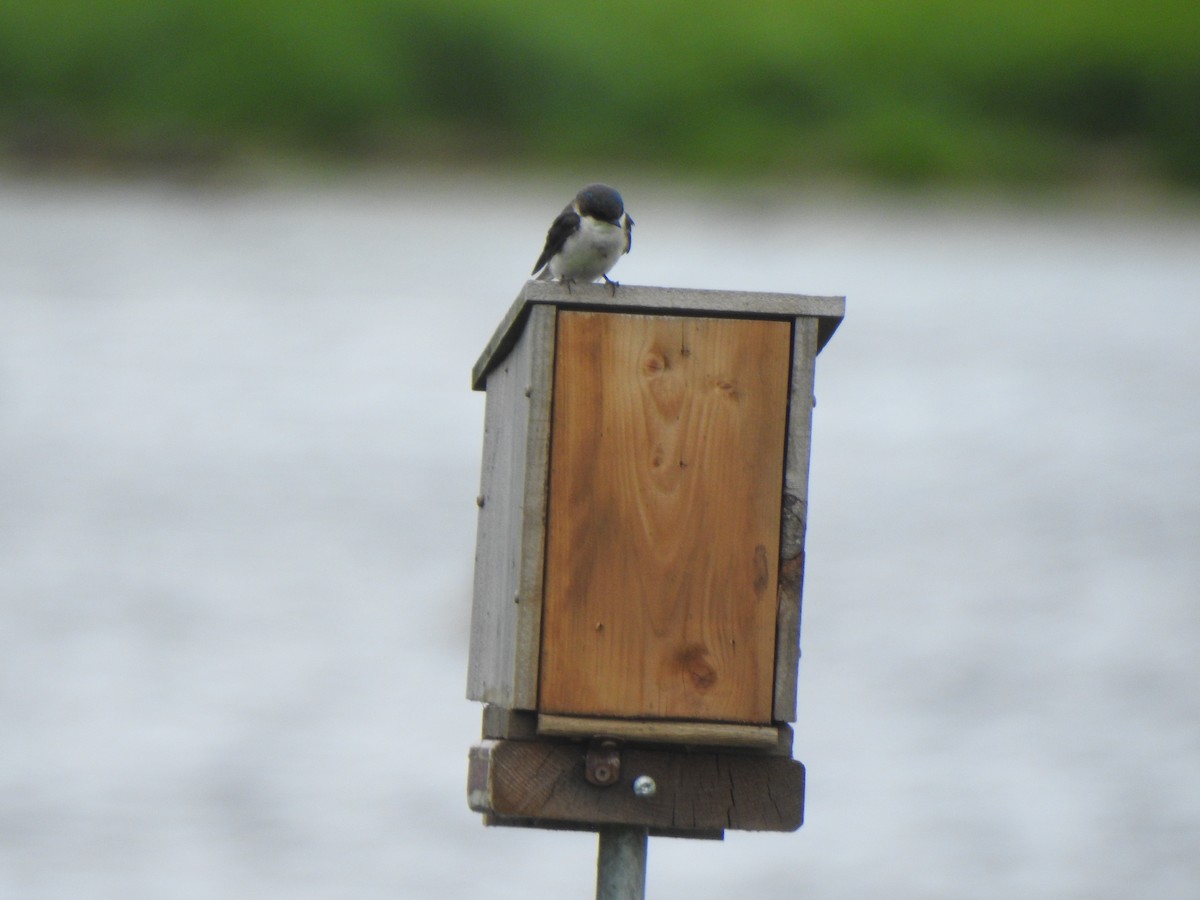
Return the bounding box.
[539,311,792,723]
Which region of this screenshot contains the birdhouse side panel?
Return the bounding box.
[773,315,820,722]
[467,306,557,709]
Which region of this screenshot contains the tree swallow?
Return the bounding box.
[532,183,633,293]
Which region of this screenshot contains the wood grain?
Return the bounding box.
[539,311,792,724]
[466,305,556,709]
[773,315,821,721]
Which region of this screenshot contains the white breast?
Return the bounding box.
[548,216,629,281]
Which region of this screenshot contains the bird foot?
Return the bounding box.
[603,275,619,297]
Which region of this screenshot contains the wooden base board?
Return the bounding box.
[468,739,804,835]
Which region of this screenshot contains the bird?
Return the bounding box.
[532,183,633,294]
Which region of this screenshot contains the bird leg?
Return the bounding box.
[603,275,619,297]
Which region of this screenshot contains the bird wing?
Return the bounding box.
[624,213,634,255]
[532,206,581,275]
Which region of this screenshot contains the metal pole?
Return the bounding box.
[596,826,648,900]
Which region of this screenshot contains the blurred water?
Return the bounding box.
[1,174,1197,899]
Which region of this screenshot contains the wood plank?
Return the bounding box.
[773,316,821,722]
[466,343,522,706]
[481,705,539,740]
[539,312,792,724]
[472,282,844,390]
[536,714,783,750]
[468,739,805,833]
[466,305,556,709]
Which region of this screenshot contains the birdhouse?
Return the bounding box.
[467,281,843,834]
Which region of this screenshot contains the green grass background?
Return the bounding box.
[2,0,1197,185]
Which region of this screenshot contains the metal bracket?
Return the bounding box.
[585,738,622,786]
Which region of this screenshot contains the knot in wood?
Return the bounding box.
[676,643,718,692]
[641,350,668,376]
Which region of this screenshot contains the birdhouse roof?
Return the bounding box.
[473,281,845,391]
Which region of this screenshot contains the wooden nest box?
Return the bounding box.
[467,281,842,835]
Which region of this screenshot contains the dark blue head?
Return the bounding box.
[575,184,625,225]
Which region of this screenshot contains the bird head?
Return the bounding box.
[575,184,626,226]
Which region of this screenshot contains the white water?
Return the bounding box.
[2,175,1198,898]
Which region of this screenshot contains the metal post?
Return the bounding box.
[596,826,648,900]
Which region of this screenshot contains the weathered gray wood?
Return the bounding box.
[468,739,805,833]
[481,704,539,740]
[466,305,556,709]
[773,316,821,722]
[473,281,844,390]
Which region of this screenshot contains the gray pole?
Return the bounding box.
[596,826,648,900]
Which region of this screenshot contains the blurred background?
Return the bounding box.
[2,0,1200,184]
[2,2,1198,898]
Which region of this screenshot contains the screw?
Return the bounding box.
[632,775,657,798]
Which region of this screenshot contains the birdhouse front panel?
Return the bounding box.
[538,310,793,724]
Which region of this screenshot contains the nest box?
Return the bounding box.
[467,281,843,753]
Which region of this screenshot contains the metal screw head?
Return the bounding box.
[632,775,657,798]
